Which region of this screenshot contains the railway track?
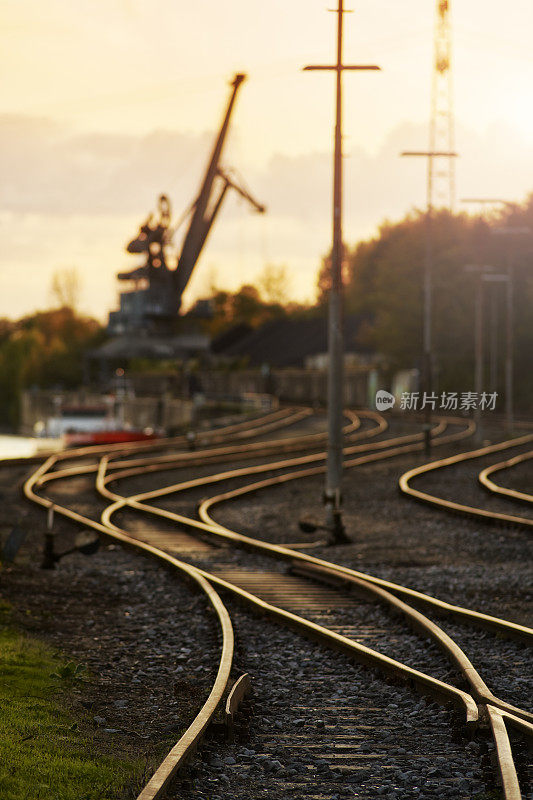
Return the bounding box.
[479,449,533,506]
[22,409,532,799]
[399,433,533,529]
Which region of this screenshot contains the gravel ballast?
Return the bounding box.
[1,416,531,798]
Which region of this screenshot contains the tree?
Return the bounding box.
[258,264,290,305]
[316,253,331,307]
[340,198,533,409]
[231,284,264,324]
[49,267,82,311]
[204,281,291,337]
[0,307,104,428]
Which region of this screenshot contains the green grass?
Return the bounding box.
[0,602,144,800]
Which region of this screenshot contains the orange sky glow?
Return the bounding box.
[1,0,533,320]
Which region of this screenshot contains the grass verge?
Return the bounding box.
[0,600,144,800]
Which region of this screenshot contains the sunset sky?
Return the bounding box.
[1,0,533,320]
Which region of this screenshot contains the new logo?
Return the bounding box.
[375,390,395,411]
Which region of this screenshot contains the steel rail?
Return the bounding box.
[195,420,533,644]
[485,706,523,800]
[32,409,380,508]
[33,409,367,498]
[195,427,451,522]
[34,406,316,486]
[104,407,366,472]
[45,408,368,488]
[399,433,533,528]
[97,423,449,557]
[20,406,343,796]
[190,430,533,728]
[99,493,530,800]
[171,571,479,725]
[24,431,479,797]
[286,563,533,724]
[97,418,533,646]
[100,411,393,502]
[479,449,533,505]
[23,454,235,800]
[197,418,468,525]
[94,411,440,506]
[96,421,531,799]
[25,418,530,800]
[21,408,357,795]
[98,487,479,724]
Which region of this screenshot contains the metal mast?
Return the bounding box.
[400,0,457,454]
[304,2,380,543]
[430,0,455,210]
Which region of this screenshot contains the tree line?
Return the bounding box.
[0,307,105,428]
[1,197,531,429]
[319,195,533,411]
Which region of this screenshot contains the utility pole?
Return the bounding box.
[304,1,380,543]
[461,199,503,401]
[493,227,530,433]
[483,272,511,395]
[400,149,456,455]
[400,0,456,455]
[464,264,494,442]
[430,0,456,209]
[489,283,498,394]
[462,199,530,434]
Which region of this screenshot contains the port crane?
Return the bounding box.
[109,74,265,335]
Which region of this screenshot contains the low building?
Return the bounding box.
[213,313,373,368]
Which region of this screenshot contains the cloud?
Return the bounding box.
[0,114,213,216]
[1,113,532,319]
[2,113,532,225]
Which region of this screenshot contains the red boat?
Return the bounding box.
[65,429,159,447]
[46,404,161,448]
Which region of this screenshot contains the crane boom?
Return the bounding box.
[174,73,246,299]
[108,74,264,336]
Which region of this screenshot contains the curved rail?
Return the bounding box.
[479,449,533,505]
[98,410,389,508]
[100,478,480,725]
[95,417,530,799]
[287,562,532,724]
[96,417,436,537]
[192,422,532,645]
[23,454,235,800]
[37,406,360,488]
[25,412,532,800]
[95,417,533,645]
[23,406,360,796]
[96,408,370,486]
[399,434,533,528]
[52,406,314,470]
[97,442,531,798]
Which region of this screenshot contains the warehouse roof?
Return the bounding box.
[215,314,370,367]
